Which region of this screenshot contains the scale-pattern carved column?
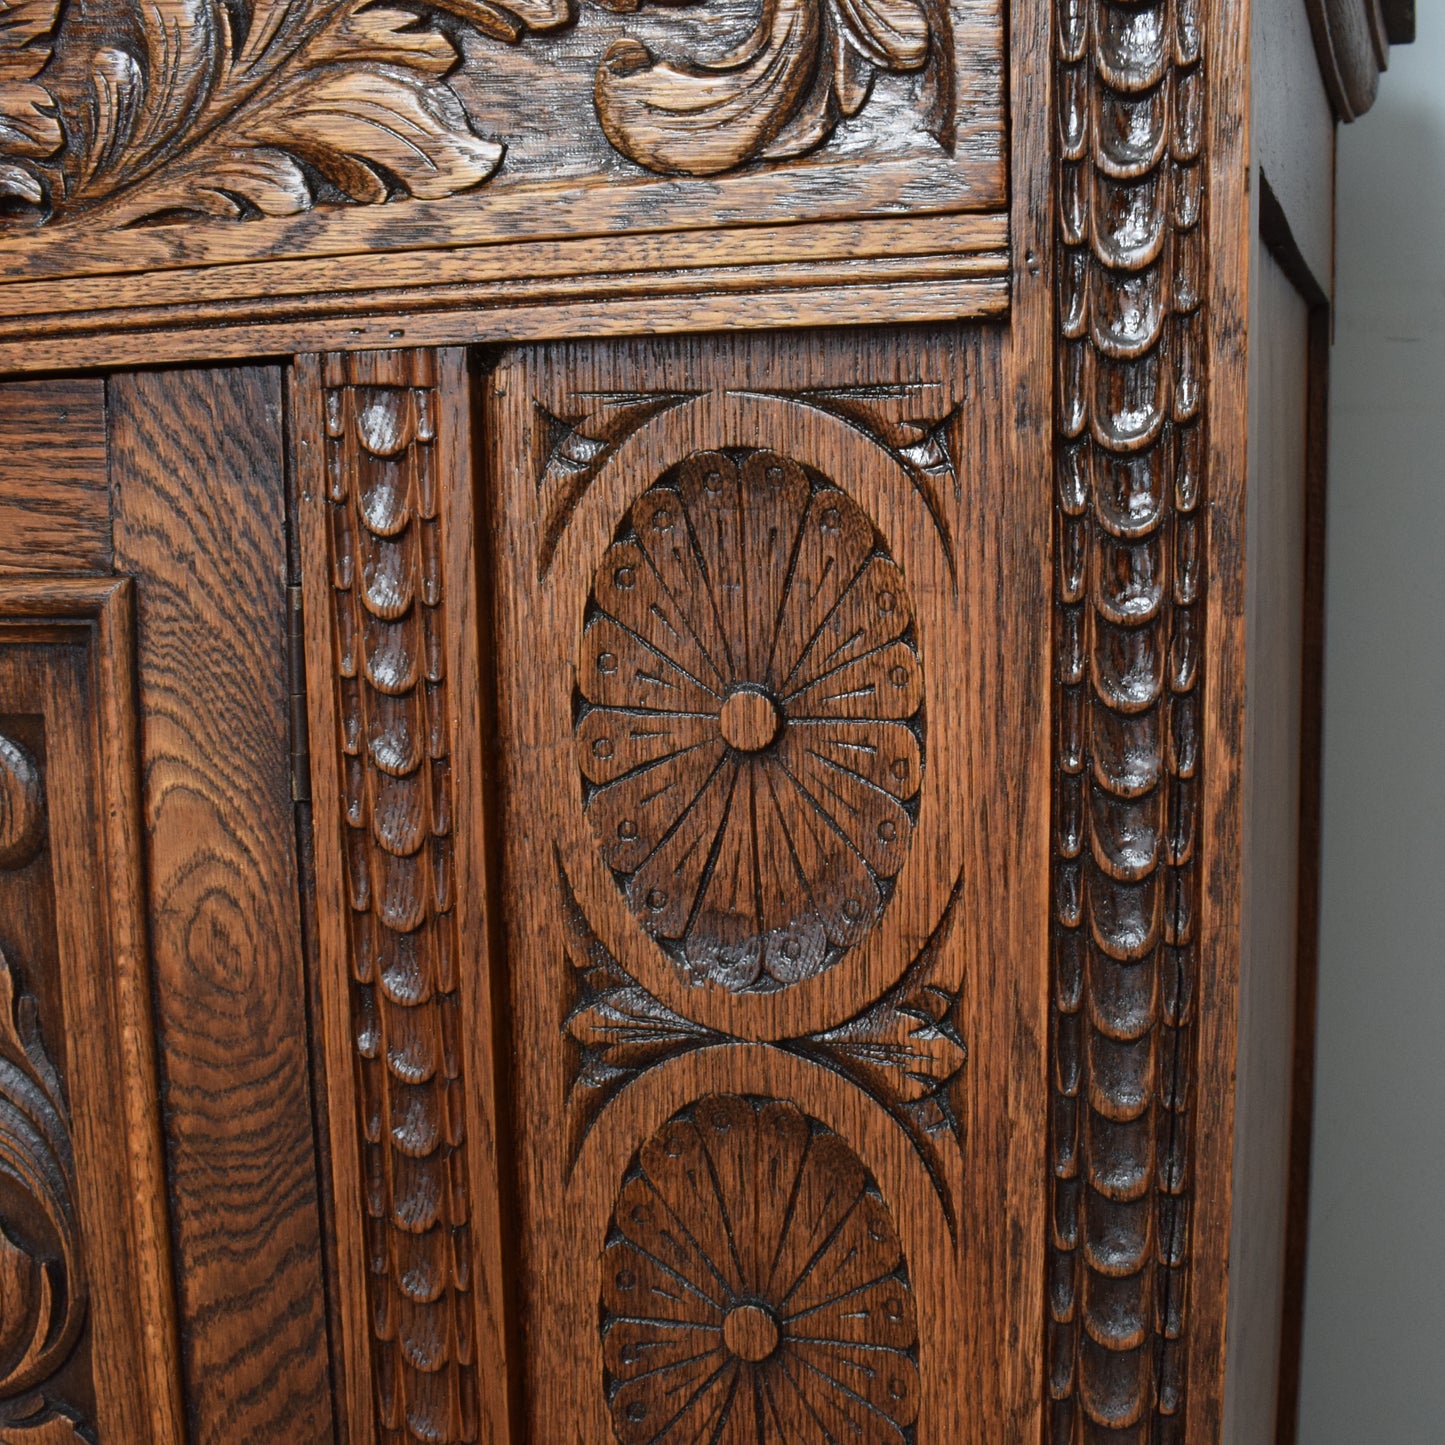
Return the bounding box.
[1049,0,1205,1439]
[298,349,508,1445]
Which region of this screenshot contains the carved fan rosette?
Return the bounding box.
[600,1093,919,1443]
[575,448,924,993]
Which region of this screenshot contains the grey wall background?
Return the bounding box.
[1295,9,1445,1441]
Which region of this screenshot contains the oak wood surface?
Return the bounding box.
[0,381,108,575]
[1306,0,1415,121]
[1222,243,1310,1442]
[1190,0,1255,1434]
[0,576,183,1444]
[294,348,515,1444]
[483,320,1048,1443]
[109,368,336,1444]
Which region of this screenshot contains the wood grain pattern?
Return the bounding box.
[1185,0,1251,1434]
[295,348,514,1445]
[1304,0,1414,121]
[0,214,1009,376]
[486,326,1048,1443]
[0,380,108,575]
[599,1092,920,1443]
[109,370,335,1445]
[1047,0,1207,1435]
[0,576,184,1445]
[0,0,1004,363]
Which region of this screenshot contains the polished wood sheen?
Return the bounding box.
[0,0,1407,1440]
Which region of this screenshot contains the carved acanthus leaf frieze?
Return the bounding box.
[0,0,952,226]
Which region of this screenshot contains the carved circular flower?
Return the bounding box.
[576,450,923,992]
[601,1094,919,1443]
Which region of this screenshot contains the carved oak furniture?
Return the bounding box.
[0,0,1411,1440]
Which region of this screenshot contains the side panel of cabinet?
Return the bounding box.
[1221,242,1312,1443]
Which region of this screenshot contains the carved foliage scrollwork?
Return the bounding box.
[320,351,477,1444]
[595,0,953,176]
[0,0,569,223]
[1049,0,1204,1437]
[0,0,953,225]
[0,942,87,1438]
[599,1093,920,1443]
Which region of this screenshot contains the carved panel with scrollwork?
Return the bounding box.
[0,579,182,1442]
[0,0,1007,366]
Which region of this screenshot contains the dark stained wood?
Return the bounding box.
[0,576,183,1444]
[0,0,1412,1434]
[0,380,108,574]
[1274,300,1333,1445]
[0,0,1006,368]
[1188,0,1254,1436]
[109,369,335,1445]
[1306,0,1415,121]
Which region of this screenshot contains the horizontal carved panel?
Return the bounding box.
[0,0,1006,369]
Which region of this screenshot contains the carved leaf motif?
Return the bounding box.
[66,0,549,223]
[0,0,61,204]
[0,949,85,1425]
[595,0,939,176]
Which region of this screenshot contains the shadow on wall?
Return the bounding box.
[1296,16,1445,1445]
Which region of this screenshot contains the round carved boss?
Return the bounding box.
[0,733,44,871]
[575,449,924,993]
[600,1094,919,1443]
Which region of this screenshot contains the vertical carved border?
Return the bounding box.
[295,349,511,1445]
[1049,0,1205,1439]
[0,577,184,1444]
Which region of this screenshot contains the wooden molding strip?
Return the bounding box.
[295,349,512,1444]
[0,576,184,1445]
[1046,0,1207,1436]
[1306,0,1415,121]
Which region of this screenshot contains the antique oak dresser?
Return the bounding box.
[0,0,1412,1439]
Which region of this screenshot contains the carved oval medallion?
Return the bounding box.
[576,449,924,992]
[600,1093,919,1442]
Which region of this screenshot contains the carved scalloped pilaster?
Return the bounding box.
[1048,0,1205,1438]
[315,350,477,1444]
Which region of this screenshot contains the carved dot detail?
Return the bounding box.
[576,449,924,993]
